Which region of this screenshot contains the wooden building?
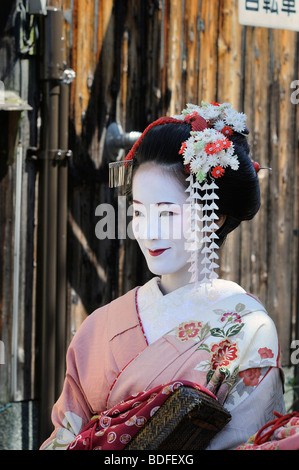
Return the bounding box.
[0,0,298,448]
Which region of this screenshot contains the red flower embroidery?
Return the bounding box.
[211,166,225,178]
[211,102,220,106]
[258,347,274,359]
[210,339,239,369]
[177,322,202,342]
[239,368,261,387]
[220,312,242,323]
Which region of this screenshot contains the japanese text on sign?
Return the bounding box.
[238,0,299,31]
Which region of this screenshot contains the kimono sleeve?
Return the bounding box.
[206,367,286,449]
[40,304,115,450]
[239,309,281,371]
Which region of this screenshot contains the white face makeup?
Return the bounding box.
[132,163,193,293]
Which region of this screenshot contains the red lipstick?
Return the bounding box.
[148,248,169,257]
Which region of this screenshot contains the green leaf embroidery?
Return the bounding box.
[198,323,211,341]
[210,327,225,338]
[235,303,245,313]
[226,323,244,337]
[196,343,210,353]
[219,366,230,378]
[206,369,214,383]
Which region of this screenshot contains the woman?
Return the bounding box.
[41,103,285,450]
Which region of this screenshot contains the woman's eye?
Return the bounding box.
[134,210,143,217]
[159,211,174,217]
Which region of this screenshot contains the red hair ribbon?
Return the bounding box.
[125,113,209,163]
[183,112,208,132]
[124,117,182,163]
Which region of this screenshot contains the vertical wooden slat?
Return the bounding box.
[294,65,299,403]
[183,0,200,104]
[160,0,170,114]
[146,1,163,120]
[266,29,298,364]
[167,0,183,115]
[72,0,97,136]
[217,0,244,285]
[217,0,243,106]
[242,26,271,301]
[197,1,219,102]
[0,161,14,402]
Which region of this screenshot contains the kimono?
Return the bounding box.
[41,277,285,450]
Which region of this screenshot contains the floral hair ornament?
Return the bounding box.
[109,102,249,290]
[173,102,249,289]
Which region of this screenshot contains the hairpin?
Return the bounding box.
[252,161,272,173]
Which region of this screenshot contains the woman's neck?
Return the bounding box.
[158,253,209,295]
[159,266,191,295]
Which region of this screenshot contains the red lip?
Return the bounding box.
[148,248,170,257]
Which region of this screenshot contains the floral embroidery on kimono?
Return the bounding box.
[167,301,277,408]
[41,277,285,450]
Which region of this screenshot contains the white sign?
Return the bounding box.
[238,0,299,31]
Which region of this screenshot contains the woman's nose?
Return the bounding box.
[146,209,160,240]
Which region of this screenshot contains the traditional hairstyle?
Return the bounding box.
[109,102,263,287]
[129,120,260,247]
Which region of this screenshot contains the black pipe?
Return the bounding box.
[36,7,64,445]
[55,81,69,401]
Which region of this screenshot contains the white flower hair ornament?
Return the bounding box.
[174,102,249,288]
[176,102,247,183]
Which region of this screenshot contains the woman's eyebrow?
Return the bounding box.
[157,202,176,206]
[133,200,176,205]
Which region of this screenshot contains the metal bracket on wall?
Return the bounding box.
[26,147,72,164]
[105,122,141,160]
[49,149,73,165]
[62,69,76,85]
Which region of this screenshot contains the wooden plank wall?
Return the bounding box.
[1,0,298,405]
[0,1,38,402]
[63,0,299,366]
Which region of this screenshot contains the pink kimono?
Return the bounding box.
[41,277,286,450]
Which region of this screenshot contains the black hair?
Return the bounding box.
[131,121,260,246]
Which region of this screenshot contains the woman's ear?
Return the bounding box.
[217,214,227,229]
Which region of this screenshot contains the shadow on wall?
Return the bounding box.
[66,2,164,317]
